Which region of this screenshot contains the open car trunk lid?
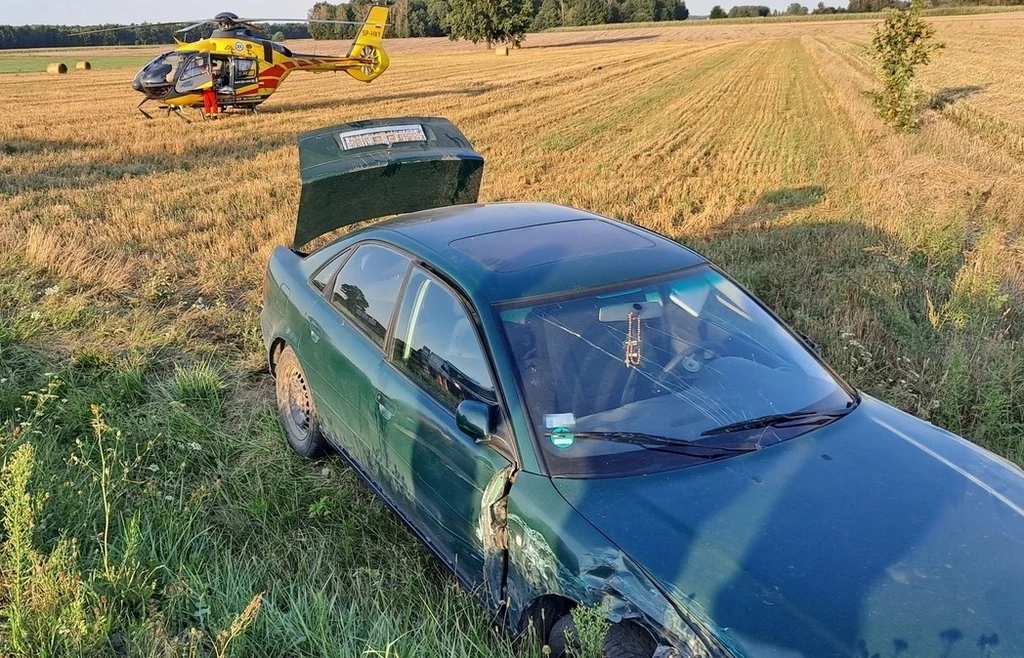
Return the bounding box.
[294,116,485,248]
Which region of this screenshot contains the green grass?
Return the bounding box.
[0,55,153,74]
[0,307,529,656]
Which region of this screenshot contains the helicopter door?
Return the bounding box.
[231,58,259,91]
[174,53,211,95]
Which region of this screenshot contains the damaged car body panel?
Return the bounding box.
[262,117,1024,657]
[502,471,733,658]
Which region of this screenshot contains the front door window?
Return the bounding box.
[174,53,211,94]
[391,267,496,410]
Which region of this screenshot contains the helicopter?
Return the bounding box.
[82,5,390,120]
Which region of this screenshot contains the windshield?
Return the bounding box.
[499,266,854,477]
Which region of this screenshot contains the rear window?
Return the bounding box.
[310,248,350,291]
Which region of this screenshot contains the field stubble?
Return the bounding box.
[1,14,1023,656]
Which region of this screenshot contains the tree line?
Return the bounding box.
[709,0,1020,17]
[0,23,309,50]
[2,0,1019,50]
[309,0,689,40]
[707,0,905,15]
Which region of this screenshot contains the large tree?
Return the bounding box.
[307,2,336,40]
[567,0,609,25]
[624,0,657,21]
[661,0,690,19]
[445,0,534,47]
[727,4,771,16]
[532,0,564,29]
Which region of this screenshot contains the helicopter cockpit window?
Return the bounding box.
[140,52,184,85]
[177,54,209,84]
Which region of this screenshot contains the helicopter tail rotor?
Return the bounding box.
[344,5,390,83]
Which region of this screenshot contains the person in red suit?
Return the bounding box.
[202,61,220,119]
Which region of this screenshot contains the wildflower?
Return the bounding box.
[30,311,41,320]
[43,285,59,296]
[188,442,202,451]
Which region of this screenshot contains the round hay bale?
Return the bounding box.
[46,62,68,74]
[75,61,92,70]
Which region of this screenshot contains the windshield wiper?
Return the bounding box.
[701,406,853,438]
[547,430,760,458]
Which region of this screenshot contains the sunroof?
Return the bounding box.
[449,218,656,273]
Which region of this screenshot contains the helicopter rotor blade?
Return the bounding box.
[175,20,214,34]
[235,18,382,25]
[72,15,389,38]
[73,21,204,36]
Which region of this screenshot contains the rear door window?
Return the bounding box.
[329,244,410,347]
[391,267,496,410]
[232,57,258,85]
[310,248,351,292]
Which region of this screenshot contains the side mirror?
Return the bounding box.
[456,399,496,444]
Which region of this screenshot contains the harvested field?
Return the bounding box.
[1,13,1022,656]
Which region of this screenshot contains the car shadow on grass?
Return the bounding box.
[713,185,826,233]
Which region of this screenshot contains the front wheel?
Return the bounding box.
[548,615,658,658]
[274,345,328,458]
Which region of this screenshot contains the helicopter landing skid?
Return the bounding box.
[153,106,192,123]
[137,100,191,123]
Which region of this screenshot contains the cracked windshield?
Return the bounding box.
[501,266,855,476]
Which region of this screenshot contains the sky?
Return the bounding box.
[2,0,798,27]
[3,0,321,26]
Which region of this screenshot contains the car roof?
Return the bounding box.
[359,202,708,303]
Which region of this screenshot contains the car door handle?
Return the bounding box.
[307,317,323,343]
[376,392,395,421]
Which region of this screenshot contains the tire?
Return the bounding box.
[548,615,658,658]
[274,346,327,458]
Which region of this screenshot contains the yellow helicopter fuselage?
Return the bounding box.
[132,5,388,112]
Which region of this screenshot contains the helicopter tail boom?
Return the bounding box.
[344,5,390,83]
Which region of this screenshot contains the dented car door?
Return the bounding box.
[374,266,513,596]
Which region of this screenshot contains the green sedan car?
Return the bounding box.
[261,118,1024,658]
